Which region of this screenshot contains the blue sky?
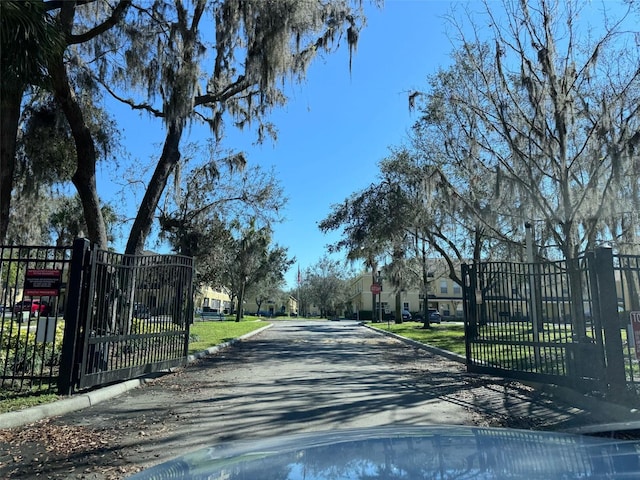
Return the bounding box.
[230,1,455,288]
[100,1,456,289]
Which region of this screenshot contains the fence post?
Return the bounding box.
[462,263,477,365]
[594,246,627,395]
[58,238,91,395]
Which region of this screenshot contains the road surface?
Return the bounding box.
[0,320,609,479]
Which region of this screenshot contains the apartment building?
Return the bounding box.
[348,270,464,320]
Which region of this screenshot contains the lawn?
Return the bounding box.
[188,318,269,354]
[0,390,60,414]
[375,320,639,388]
[373,321,466,356]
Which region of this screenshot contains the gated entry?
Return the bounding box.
[462,247,630,394]
[59,239,194,394]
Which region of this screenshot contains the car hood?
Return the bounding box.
[129,425,640,479]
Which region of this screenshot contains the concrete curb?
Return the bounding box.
[364,323,467,364]
[0,322,273,430]
[364,322,640,426]
[187,323,273,362]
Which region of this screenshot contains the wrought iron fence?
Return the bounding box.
[615,255,640,391]
[0,245,73,392]
[463,247,630,394]
[1,240,195,396]
[72,246,194,391]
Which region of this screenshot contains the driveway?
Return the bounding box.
[0,320,624,479]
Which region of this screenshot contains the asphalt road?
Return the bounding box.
[0,320,626,479]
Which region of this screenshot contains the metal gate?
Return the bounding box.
[0,245,73,392]
[462,247,628,393]
[59,239,194,393]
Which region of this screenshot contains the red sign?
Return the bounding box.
[370,283,381,295]
[631,312,640,361]
[23,269,62,297]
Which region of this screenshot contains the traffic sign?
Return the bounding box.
[370,283,381,294]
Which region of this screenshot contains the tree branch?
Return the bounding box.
[66,1,132,45]
[99,79,165,117]
[194,76,251,106]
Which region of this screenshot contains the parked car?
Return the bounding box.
[13,299,50,316]
[133,303,151,319]
[428,309,441,324]
[383,310,413,321]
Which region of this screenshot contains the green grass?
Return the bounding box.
[0,389,60,414]
[377,321,640,386]
[188,318,268,354]
[373,321,466,356]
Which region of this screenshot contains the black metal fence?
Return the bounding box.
[1,239,194,396]
[615,254,640,390]
[462,247,634,395]
[0,245,73,392]
[83,246,192,390]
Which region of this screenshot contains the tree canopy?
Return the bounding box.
[299,256,351,318]
[2,0,369,256]
[411,0,640,261]
[324,0,639,282]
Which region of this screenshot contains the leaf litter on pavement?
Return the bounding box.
[0,418,142,479]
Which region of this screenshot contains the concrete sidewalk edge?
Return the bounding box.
[0,323,273,430]
[364,323,466,364]
[364,322,640,427]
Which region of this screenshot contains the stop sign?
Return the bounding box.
[370,283,381,294]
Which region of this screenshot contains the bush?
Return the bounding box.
[0,319,64,375]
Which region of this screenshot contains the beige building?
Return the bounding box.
[244,294,299,317]
[196,285,233,314]
[348,270,464,320]
[196,285,299,317]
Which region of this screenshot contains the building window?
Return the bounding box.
[453,284,461,294]
[203,298,209,307]
[403,302,409,311]
[440,280,448,294]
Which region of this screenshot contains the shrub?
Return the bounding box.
[0,319,64,375]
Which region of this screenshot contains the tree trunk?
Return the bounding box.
[125,123,183,255]
[236,280,245,322]
[49,55,108,250]
[421,239,431,328]
[394,291,402,325]
[0,84,23,244]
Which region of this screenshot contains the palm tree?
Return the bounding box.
[0,1,64,243]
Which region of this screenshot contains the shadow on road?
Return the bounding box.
[0,321,610,479]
